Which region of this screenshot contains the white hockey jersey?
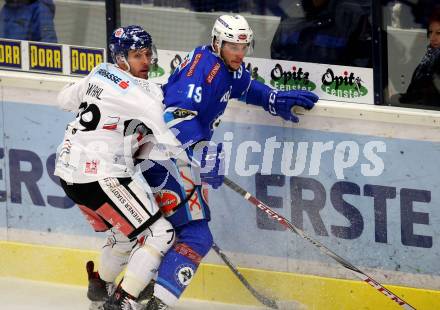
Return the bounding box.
[54,63,182,184]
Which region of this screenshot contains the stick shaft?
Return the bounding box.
[223,177,416,310]
[211,242,278,309]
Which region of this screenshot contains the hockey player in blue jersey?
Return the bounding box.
[143,15,319,309]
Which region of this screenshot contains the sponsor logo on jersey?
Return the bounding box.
[134,78,150,92]
[175,264,194,287]
[154,190,181,216]
[172,108,197,119]
[107,187,142,225]
[175,243,202,264]
[119,80,129,89]
[122,202,143,225]
[0,39,21,69]
[100,179,149,228]
[97,68,131,89]
[186,53,202,77]
[321,68,367,98]
[206,62,221,84]
[270,63,315,91]
[29,42,62,73]
[85,160,99,174]
[86,83,103,100]
[70,46,104,75]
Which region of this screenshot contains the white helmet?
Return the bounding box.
[211,15,254,57]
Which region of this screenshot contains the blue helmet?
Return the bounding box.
[109,25,154,63]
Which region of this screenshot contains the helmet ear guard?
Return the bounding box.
[211,15,254,57]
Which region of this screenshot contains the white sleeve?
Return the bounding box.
[57,78,88,112]
[56,66,98,112]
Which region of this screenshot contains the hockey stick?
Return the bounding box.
[223,177,416,310]
[211,242,278,309]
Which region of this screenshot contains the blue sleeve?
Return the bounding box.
[242,79,273,109]
[162,48,213,145]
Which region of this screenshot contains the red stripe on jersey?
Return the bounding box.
[103,124,117,130]
[206,63,221,84]
[78,204,109,232]
[96,202,134,236]
[186,53,202,77]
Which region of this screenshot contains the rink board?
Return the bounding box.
[0,71,439,309]
[1,241,438,310]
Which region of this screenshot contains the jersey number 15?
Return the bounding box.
[187,84,202,103]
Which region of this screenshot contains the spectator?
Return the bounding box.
[411,0,440,28]
[398,8,440,107]
[188,0,240,12]
[0,0,57,43]
[270,0,371,67]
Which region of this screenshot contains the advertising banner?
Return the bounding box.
[0,38,105,76]
[0,93,438,288]
[0,39,22,70]
[0,40,373,103]
[150,49,374,104]
[210,123,439,279]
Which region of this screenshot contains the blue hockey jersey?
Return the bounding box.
[162,45,251,145]
[143,46,251,227]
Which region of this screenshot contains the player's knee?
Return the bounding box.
[104,228,138,254]
[138,217,175,256]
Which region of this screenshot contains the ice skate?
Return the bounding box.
[104,285,144,310]
[145,296,168,310]
[86,261,115,310]
[136,280,155,305]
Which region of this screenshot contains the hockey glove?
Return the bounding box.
[245,80,318,123]
[268,90,318,122]
[198,142,225,189]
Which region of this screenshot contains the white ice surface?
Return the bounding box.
[0,277,264,310]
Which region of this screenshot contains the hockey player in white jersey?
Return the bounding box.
[54,25,180,310]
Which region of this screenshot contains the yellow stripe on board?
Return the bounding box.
[0,241,438,309]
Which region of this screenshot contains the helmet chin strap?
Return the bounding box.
[214,39,239,72]
[212,38,221,58]
[116,55,131,73]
